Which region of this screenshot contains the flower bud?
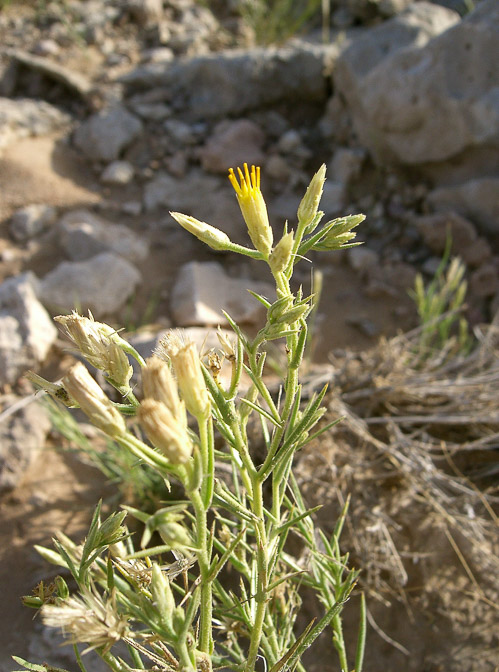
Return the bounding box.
[55,312,132,388]
[157,332,211,420]
[313,214,365,251]
[142,357,186,426]
[229,163,273,257]
[151,564,175,631]
[269,231,294,274]
[138,399,193,464]
[297,164,326,228]
[63,362,126,438]
[170,212,232,251]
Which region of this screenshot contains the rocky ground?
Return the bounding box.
[0,0,498,670]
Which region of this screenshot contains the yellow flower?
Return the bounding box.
[228,163,273,257]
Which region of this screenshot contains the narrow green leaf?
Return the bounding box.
[209,526,247,581]
[240,398,282,427]
[276,505,322,535]
[247,289,272,309]
[269,619,316,672]
[354,593,367,672]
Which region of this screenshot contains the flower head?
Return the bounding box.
[55,312,132,388]
[228,163,273,257]
[142,356,186,426]
[138,399,193,464]
[63,362,126,438]
[156,331,210,420]
[41,587,128,654]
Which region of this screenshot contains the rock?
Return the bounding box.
[347,246,380,273]
[333,1,499,182]
[143,171,219,211]
[73,105,143,162]
[33,39,61,57]
[120,41,338,120]
[414,212,477,255]
[265,154,293,182]
[10,204,57,241]
[328,147,366,185]
[6,49,93,100]
[320,181,346,216]
[269,190,302,225]
[100,160,135,185]
[38,253,141,317]
[163,118,199,145]
[58,209,149,262]
[143,171,244,242]
[469,263,499,299]
[124,0,163,26]
[171,261,274,327]
[462,238,492,268]
[200,119,265,174]
[0,97,71,154]
[0,396,50,493]
[0,273,57,386]
[366,262,417,298]
[427,178,499,236]
[277,129,302,154]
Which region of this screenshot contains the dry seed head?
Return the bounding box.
[217,328,236,360]
[41,588,128,654]
[297,164,326,226]
[170,212,231,251]
[138,399,193,464]
[142,356,186,426]
[63,362,126,438]
[228,163,273,257]
[55,312,132,388]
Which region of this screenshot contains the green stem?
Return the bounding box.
[176,638,196,672]
[245,479,268,672]
[191,489,213,655]
[332,613,349,672]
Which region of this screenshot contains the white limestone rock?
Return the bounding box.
[171,261,274,327]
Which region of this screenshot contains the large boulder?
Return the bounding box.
[332,1,499,183]
[38,253,141,317]
[120,41,338,120]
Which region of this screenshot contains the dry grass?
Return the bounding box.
[295,311,499,670]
